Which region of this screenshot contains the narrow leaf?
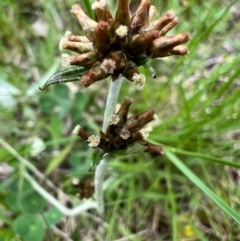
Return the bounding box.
[39,66,88,90]
[165,150,240,224]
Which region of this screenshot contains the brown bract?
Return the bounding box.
[60,0,189,88]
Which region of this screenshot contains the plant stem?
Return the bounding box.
[94,77,123,214]
[102,77,123,132]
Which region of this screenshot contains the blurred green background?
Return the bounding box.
[1,0,240,240]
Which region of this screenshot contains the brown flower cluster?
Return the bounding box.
[72,98,163,155]
[60,0,189,88]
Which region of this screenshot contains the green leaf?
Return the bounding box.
[20,189,46,213]
[43,207,63,226]
[53,84,69,99]
[58,99,71,117]
[6,180,32,212]
[5,193,21,211]
[13,214,45,241]
[70,151,89,172]
[89,149,105,171]
[0,230,16,241]
[165,150,240,224]
[111,143,147,157]
[38,93,57,114]
[165,146,240,169]
[71,91,89,122]
[126,143,147,155]
[132,55,150,66]
[49,115,64,139]
[39,66,88,90]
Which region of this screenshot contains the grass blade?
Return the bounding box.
[165,150,240,224]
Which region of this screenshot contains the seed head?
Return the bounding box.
[75,99,163,155]
[52,0,189,89]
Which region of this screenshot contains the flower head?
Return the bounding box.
[55,0,189,88]
[74,98,164,155]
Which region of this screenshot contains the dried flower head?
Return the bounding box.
[74,98,163,155]
[52,0,189,89]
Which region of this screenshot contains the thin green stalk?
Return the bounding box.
[94,77,123,214]
[102,77,123,132]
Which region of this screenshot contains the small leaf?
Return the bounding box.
[6,193,21,212]
[13,214,45,241]
[20,189,46,213]
[126,142,148,155]
[38,93,57,114]
[89,150,105,171]
[71,91,89,122]
[49,115,64,139]
[132,56,150,66]
[53,84,69,99]
[43,207,63,226]
[112,143,148,157]
[6,180,32,212]
[39,66,88,90]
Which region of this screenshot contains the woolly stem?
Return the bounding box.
[102,76,123,132]
[94,76,123,214]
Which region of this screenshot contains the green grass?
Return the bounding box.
[1,0,240,240]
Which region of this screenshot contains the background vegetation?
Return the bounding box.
[0,0,240,240]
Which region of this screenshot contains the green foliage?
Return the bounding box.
[43,207,63,226]
[13,214,45,241]
[40,66,88,90]
[20,190,46,214]
[1,0,240,240]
